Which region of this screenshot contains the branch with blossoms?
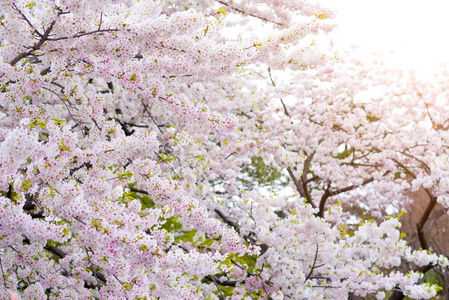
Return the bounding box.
[213,0,283,26]
[9,19,57,66]
[9,5,120,69]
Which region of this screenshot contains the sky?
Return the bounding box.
[320,0,449,74]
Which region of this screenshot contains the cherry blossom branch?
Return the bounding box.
[301,152,315,201]
[214,209,239,232]
[116,119,135,136]
[415,87,439,131]
[280,99,290,117]
[128,187,149,195]
[20,236,107,287]
[304,243,319,282]
[153,151,181,180]
[214,209,268,255]
[214,0,283,26]
[267,67,291,118]
[44,244,67,259]
[388,288,406,300]
[388,158,438,299]
[9,6,117,68]
[329,177,376,196]
[391,158,416,179]
[287,167,316,208]
[230,259,268,283]
[141,101,164,134]
[397,150,431,175]
[267,67,276,87]
[9,19,57,66]
[392,156,437,248]
[305,175,319,184]
[112,274,130,300]
[416,193,437,251]
[222,152,236,161]
[317,176,377,218]
[85,247,103,289]
[205,275,238,288]
[98,12,103,31]
[46,28,119,41]
[21,193,42,217]
[40,67,51,75]
[42,86,82,128]
[11,3,42,37]
[209,275,225,299]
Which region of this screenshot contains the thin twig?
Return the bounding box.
[46,28,119,41]
[214,0,283,26]
[305,243,319,282]
[11,3,42,37]
[141,101,164,133]
[98,12,103,31]
[209,275,225,300]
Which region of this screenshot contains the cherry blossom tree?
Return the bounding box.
[230,58,449,298]
[0,0,445,299]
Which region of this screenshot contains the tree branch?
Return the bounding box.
[416,191,437,251]
[10,20,57,66]
[46,28,119,41]
[204,275,237,287]
[287,167,316,208]
[214,0,283,26]
[214,209,240,232]
[304,243,319,282]
[317,176,375,218]
[301,152,315,204]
